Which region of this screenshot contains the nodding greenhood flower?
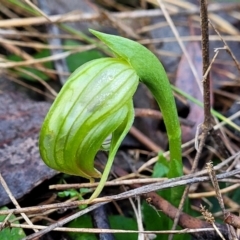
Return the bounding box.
[39,58,138,179]
[39,30,182,202]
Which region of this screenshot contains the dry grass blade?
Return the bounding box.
[157,0,202,94]
[15,67,57,96]
[0,11,99,28]
[49,178,166,190]
[21,166,239,240]
[189,183,240,198]
[0,38,82,50]
[0,165,239,216]
[209,20,240,74]
[130,126,162,152]
[23,0,52,22]
[0,222,220,235]
[0,45,95,68]
[5,74,55,99]
[0,174,37,233]
[162,0,240,35]
[0,38,56,79]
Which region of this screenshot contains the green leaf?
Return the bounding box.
[144,155,190,240]
[231,185,240,203]
[57,189,88,209]
[142,201,169,240]
[152,153,169,178]
[79,188,91,194]
[67,214,97,240]
[143,201,190,240]
[7,55,22,62]
[7,0,38,15]
[154,154,171,201]
[109,215,138,240]
[67,214,138,240]
[156,152,184,207]
[34,49,53,69]
[7,49,52,81]
[152,162,169,178]
[58,189,79,198]
[0,207,26,239]
[57,191,67,198]
[144,154,172,240]
[64,40,104,72]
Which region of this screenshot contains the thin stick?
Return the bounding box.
[206,162,226,215]
[169,1,213,238]
[134,108,194,127]
[15,67,57,97]
[189,183,240,198]
[129,126,162,152]
[0,174,38,232]
[6,75,55,100]
[0,3,238,28]
[157,0,202,94]
[0,45,95,68]
[23,0,52,22]
[49,177,166,190]
[22,168,239,240]
[209,20,240,74]
[0,222,219,234]
[0,167,239,216]
[37,0,69,85]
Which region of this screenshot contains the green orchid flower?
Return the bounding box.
[39,30,182,202]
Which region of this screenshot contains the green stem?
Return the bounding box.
[90,30,182,166]
[142,74,181,165]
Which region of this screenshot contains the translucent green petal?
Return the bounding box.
[39,58,138,180]
[89,101,135,201]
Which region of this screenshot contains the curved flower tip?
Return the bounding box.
[90,29,182,165]
[39,58,138,181]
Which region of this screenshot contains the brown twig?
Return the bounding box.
[201,3,212,130]
[5,74,55,99]
[0,39,56,80]
[200,205,226,240]
[134,108,195,127]
[129,126,162,152]
[169,1,214,238]
[49,178,166,190]
[209,20,240,74]
[224,212,240,229]
[0,167,239,216]
[0,3,239,28]
[0,45,95,68]
[20,166,239,240]
[0,174,37,233]
[206,162,226,216]
[114,167,229,240]
[37,0,69,85]
[207,162,239,239]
